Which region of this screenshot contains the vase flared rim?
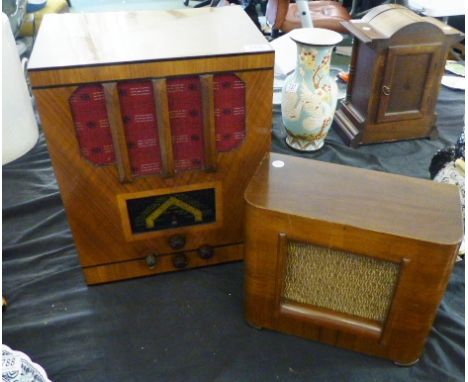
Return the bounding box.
[289,28,343,47]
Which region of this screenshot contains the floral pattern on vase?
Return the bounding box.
[281,28,343,151]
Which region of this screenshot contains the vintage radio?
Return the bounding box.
[334,4,463,147]
[28,7,274,284]
[244,153,463,364]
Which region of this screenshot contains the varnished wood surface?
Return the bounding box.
[362,4,461,40]
[244,153,463,245]
[243,152,463,364]
[34,68,273,284]
[334,4,463,146]
[84,243,243,285]
[28,7,272,71]
[104,82,134,183]
[29,54,275,89]
[343,5,461,45]
[153,79,175,178]
[30,3,274,284]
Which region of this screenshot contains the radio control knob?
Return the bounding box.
[169,234,186,250]
[145,252,158,269]
[172,253,188,269]
[197,245,214,260]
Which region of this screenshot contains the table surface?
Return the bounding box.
[2,84,465,382]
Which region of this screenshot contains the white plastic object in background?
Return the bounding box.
[405,0,465,17]
[2,12,39,165]
[296,0,313,28]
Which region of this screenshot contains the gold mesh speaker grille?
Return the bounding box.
[283,241,400,322]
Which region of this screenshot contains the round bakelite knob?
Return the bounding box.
[169,234,186,250]
[172,253,188,269]
[145,253,158,269]
[197,245,214,260]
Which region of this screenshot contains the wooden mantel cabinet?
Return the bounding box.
[334,4,464,147]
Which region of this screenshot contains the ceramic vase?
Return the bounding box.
[281,28,343,151]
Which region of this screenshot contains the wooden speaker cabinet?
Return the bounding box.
[28,7,274,284]
[244,153,463,364]
[334,4,463,147]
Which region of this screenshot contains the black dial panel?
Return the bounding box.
[126,188,216,234]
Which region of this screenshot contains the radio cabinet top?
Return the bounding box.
[28,6,274,87]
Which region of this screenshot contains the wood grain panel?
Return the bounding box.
[244,152,462,364]
[29,55,275,88]
[153,79,175,178]
[33,68,272,284]
[334,5,463,146]
[84,243,243,285]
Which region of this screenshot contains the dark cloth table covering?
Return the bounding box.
[2,85,464,381]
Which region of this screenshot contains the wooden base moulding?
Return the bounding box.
[84,244,243,285]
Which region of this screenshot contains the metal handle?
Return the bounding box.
[382,85,391,96]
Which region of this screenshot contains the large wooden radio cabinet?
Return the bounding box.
[244,153,463,364]
[28,7,274,284]
[334,4,463,147]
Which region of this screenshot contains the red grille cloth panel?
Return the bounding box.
[69,85,115,165]
[167,77,205,172]
[213,74,246,152]
[118,81,163,176]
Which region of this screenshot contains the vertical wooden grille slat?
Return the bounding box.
[103,82,133,183]
[152,79,175,178]
[200,74,217,172]
[283,240,400,323]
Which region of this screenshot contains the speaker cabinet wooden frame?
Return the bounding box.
[244,153,463,364]
[28,7,274,284]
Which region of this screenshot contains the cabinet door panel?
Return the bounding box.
[376,44,441,123]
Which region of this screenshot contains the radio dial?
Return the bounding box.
[145,252,158,269]
[172,253,188,269]
[198,245,214,260]
[169,234,186,250]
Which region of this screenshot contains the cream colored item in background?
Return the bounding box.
[2,12,39,165]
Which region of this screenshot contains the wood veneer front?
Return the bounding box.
[30,8,274,284]
[244,153,463,364]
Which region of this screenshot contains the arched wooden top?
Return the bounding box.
[341,4,463,46]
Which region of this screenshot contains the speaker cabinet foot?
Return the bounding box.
[246,320,263,330]
[429,126,439,140]
[393,358,419,367]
